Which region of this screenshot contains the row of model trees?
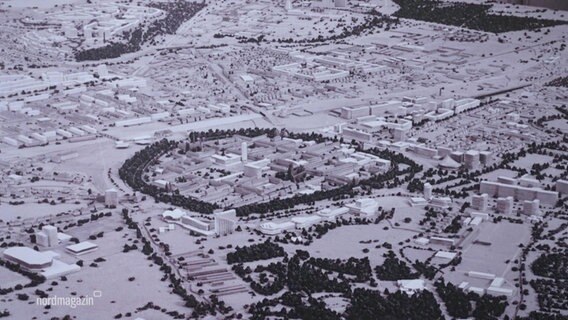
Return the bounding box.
[119,139,220,213]
[546,77,568,88]
[120,128,423,216]
[0,259,45,295]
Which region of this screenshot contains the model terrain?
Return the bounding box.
[0,0,567,319]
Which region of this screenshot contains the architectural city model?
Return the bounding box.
[0,0,567,319]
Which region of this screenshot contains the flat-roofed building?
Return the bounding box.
[162,208,187,221]
[66,241,99,256]
[181,216,211,231]
[397,279,426,295]
[317,207,349,221]
[340,106,369,119]
[430,236,455,246]
[211,153,241,166]
[480,180,558,205]
[259,221,295,235]
[468,271,496,280]
[430,196,452,208]
[292,215,321,229]
[486,286,513,297]
[3,247,57,270]
[346,198,378,216]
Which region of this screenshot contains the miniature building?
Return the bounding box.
[496,196,514,214]
[469,216,483,226]
[486,286,513,297]
[152,179,171,190]
[334,0,346,7]
[471,193,488,211]
[211,154,241,166]
[480,180,558,206]
[439,156,461,169]
[434,251,457,260]
[392,128,406,141]
[241,142,248,162]
[105,188,118,208]
[414,237,430,246]
[423,183,433,201]
[557,180,568,194]
[342,127,372,143]
[259,221,295,235]
[3,247,56,270]
[397,279,426,295]
[5,239,78,278]
[430,236,454,246]
[470,211,489,220]
[430,196,452,208]
[162,209,187,221]
[450,151,464,163]
[291,215,321,229]
[409,197,428,207]
[244,159,270,178]
[115,141,130,149]
[467,271,496,280]
[36,225,58,247]
[523,199,540,215]
[181,216,211,231]
[215,209,237,236]
[66,241,99,256]
[317,207,349,220]
[346,198,378,216]
[468,287,486,295]
[464,150,480,170]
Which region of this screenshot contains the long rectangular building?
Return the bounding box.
[480,181,558,205]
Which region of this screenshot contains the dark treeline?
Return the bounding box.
[0,259,45,295]
[345,288,444,320]
[546,76,568,88]
[435,280,509,319]
[233,249,375,296]
[532,253,568,279]
[375,251,419,281]
[119,139,220,213]
[393,0,565,33]
[226,241,286,264]
[120,128,422,216]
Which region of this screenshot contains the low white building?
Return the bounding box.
[66,241,99,256]
[346,198,378,216]
[258,221,295,235]
[292,215,321,229]
[397,279,426,295]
